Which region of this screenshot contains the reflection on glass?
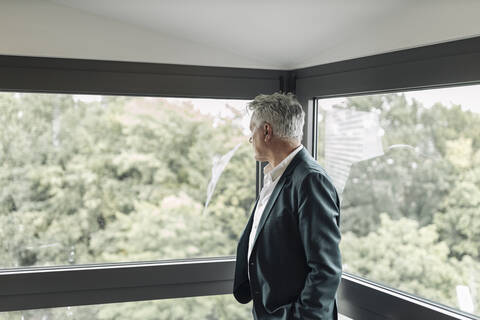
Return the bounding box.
[2,295,253,320]
[318,85,480,317]
[0,93,255,268]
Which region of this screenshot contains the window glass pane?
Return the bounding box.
[1,295,252,320]
[0,93,255,268]
[317,84,480,316]
[0,297,356,320]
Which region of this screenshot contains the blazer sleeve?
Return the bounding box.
[292,172,342,319]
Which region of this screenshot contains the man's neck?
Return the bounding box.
[268,143,301,168]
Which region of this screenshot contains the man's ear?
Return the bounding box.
[264,123,272,142]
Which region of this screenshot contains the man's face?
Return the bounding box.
[249,118,269,162]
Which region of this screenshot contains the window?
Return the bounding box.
[0,93,255,268]
[317,84,480,316]
[2,295,252,320]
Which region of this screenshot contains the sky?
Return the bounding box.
[318,83,480,112]
[404,84,480,111]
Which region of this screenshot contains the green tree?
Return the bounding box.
[341,214,468,308]
[434,138,480,261]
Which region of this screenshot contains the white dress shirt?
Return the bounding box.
[247,145,304,271]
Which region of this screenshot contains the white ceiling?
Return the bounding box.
[1,0,480,69]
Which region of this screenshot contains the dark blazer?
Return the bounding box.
[233,148,342,320]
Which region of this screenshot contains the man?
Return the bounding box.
[233,92,342,319]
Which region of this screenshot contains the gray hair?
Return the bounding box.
[248,92,305,142]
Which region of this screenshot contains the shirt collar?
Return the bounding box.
[264,145,303,182]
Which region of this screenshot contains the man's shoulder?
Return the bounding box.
[290,156,340,206]
[284,148,337,194]
[291,154,331,184]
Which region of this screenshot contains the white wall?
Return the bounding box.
[0,0,274,69]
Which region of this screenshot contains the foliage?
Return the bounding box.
[341,214,472,307]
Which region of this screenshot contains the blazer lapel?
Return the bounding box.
[252,177,286,246]
[241,198,258,247]
[233,197,261,301]
[234,198,258,285]
[251,148,308,249]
